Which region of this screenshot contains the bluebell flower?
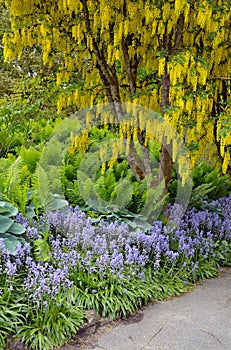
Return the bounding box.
[4,259,17,276]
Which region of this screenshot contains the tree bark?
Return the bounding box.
[81,0,154,183]
[160,63,172,194]
[122,36,136,95]
[159,14,185,194]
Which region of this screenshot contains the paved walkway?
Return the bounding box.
[77,267,231,350]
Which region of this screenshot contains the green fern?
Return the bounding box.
[77,170,100,207]
[33,232,51,262]
[0,157,31,214]
[37,165,55,211]
[113,160,131,180]
[112,179,133,209]
[189,183,216,209]
[20,146,41,173]
[192,162,231,200]
[4,157,23,201]
[37,165,69,212]
[139,179,166,221]
[95,171,117,202]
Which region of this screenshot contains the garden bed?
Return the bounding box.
[1,194,231,350]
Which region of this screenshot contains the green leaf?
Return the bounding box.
[1,233,25,255]
[38,165,68,211]
[8,222,26,235]
[38,165,54,210]
[25,204,36,218]
[0,201,18,217]
[113,179,133,209]
[0,216,14,233]
[33,236,51,261]
[2,202,18,217]
[47,197,68,211]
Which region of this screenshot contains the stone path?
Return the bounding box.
[60,267,231,350]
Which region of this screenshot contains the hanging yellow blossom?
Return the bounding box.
[2,0,231,180]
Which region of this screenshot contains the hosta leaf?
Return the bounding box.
[0,202,18,217]
[0,207,9,214]
[0,216,14,233]
[8,222,26,235]
[3,203,18,217]
[46,197,68,211]
[1,233,25,255]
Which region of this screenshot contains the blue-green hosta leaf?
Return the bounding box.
[0,202,18,217]
[3,203,18,217]
[0,207,9,214]
[0,202,11,216]
[25,204,36,218]
[1,233,25,255]
[8,222,26,235]
[129,219,152,232]
[47,197,68,211]
[0,216,14,233]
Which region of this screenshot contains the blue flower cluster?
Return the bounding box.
[24,257,73,302]
[1,194,230,306]
[46,207,149,281]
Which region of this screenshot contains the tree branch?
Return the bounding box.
[171,13,184,54]
[81,0,114,86]
[122,36,136,95]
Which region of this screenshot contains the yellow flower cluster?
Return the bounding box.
[69,130,89,155]
[174,0,186,18]
[217,108,231,172]
[196,4,208,29]
[222,152,230,173]
[2,0,231,178]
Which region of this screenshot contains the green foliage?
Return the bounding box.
[62,127,165,229]
[38,165,68,212]
[190,162,231,208]
[0,156,35,215]
[33,232,51,262]
[69,266,192,321]
[65,161,166,232]
[20,146,41,173]
[214,240,231,266]
[192,162,231,199]
[0,291,25,349]
[189,183,216,209]
[0,2,77,158]
[16,288,85,350]
[0,84,63,158]
[0,153,68,220]
[137,177,166,220]
[169,161,231,209]
[0,201,25,254]
[77,167,132,210]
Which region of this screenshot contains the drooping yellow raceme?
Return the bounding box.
[2,0,231,176]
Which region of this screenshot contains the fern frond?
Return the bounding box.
[77,170,99,207]
[37,165,55,211]
[5,157,22,201]
[189,183,216,208]
[113,179,133,209]
[95,171,116,202]
[139,179,166,220]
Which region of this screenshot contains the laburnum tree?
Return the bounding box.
[2,0,231,192]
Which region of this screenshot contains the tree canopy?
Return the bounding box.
[2,0,231,188]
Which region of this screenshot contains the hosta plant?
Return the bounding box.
[0,201,26,254]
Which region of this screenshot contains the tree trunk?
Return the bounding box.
[160,66,172,194]
[126,134,152,182]
[160,138,172,194]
